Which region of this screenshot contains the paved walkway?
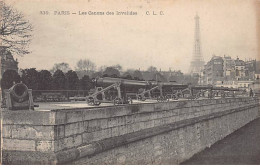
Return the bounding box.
[182,117,260,165]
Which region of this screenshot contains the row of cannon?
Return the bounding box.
[2,78,249,110]
[85,77,247,106]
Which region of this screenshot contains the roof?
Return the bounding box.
[234,58,245,66]
[211,55,223,61]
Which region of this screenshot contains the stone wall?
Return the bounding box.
[2,97,259,164]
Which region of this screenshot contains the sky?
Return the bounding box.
[5,0,260,73]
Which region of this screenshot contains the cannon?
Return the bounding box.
[141,81,189,101]
[4,83,34,110]
[85,77,249,106]
[188,85,214,99]
[86,77,150,105]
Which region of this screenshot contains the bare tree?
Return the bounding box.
[75,59,96,72]
[98,65,107,73]
[0,2,33,56]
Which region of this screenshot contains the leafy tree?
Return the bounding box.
[50,62,71,73]
[75,59,96,72]
[0,2,33,56]
[132,70,144,80]
[65,70,79,90]
[174,70,184,76]
[122,72,133,80]
[91,72,103,79]
[1,70,21,91]
[21,68,39,90]
[79,75,94,91]
[52,70,66,90]
[103,67,120,78]
[111,64,123,71]
[126,69,135,74]
[38,70,53,90]
[147,66,157,72]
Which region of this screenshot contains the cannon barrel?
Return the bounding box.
[96,77,149,86]
[162,83,188,89]
[212,86,229,91]
[4,83,34,110]
[228,88,239,91]
[9,83,29,100]
[149,81,188,88]
[191,85,213,90]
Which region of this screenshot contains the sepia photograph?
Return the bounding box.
[0,0,260,165]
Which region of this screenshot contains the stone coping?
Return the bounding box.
[3,103,258,164]
[2,97,258,126]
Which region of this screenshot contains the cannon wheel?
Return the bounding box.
[209,92,215,99]
[221,92,226,98]
[114,98,123,105]
[87,97,94,105]
[172,94,178,100]
[165,95,170,102]
[127,97,133,104]
[94,101,101,106]
[157,96,162,102]
[195,93,200,99]
[157,96,169,102]
[137,95,146,101]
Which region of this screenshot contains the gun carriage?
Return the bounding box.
[86,77,150,105]
[85,77,248,106]
[138,81,189,102]
[86,77,191,105]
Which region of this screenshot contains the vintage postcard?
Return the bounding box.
[0,0,260,165]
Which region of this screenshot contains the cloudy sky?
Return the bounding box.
[6,0,260,73]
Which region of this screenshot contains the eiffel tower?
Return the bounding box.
[190,13,204,75]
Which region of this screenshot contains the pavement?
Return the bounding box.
[33,98,198,111]
[182,117,260,165]
[34,99,161,111]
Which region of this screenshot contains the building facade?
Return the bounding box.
[202,55,257,91]
[234,58,246,80]
[202,55,224,85]
[223,55,236,80]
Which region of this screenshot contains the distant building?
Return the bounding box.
[255,73,260,80]
[255,61,260,82]
[215,80,237,88]
[245,59,257,80]
[223,55,236,80]
[202,55,224,85]
[160,69,184,82]
[0,46,19,80]
[215,80,254,92]
[202,55,258,91]
[237,80,254,91]
[141,71,167,82]
[234,57,246,80]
